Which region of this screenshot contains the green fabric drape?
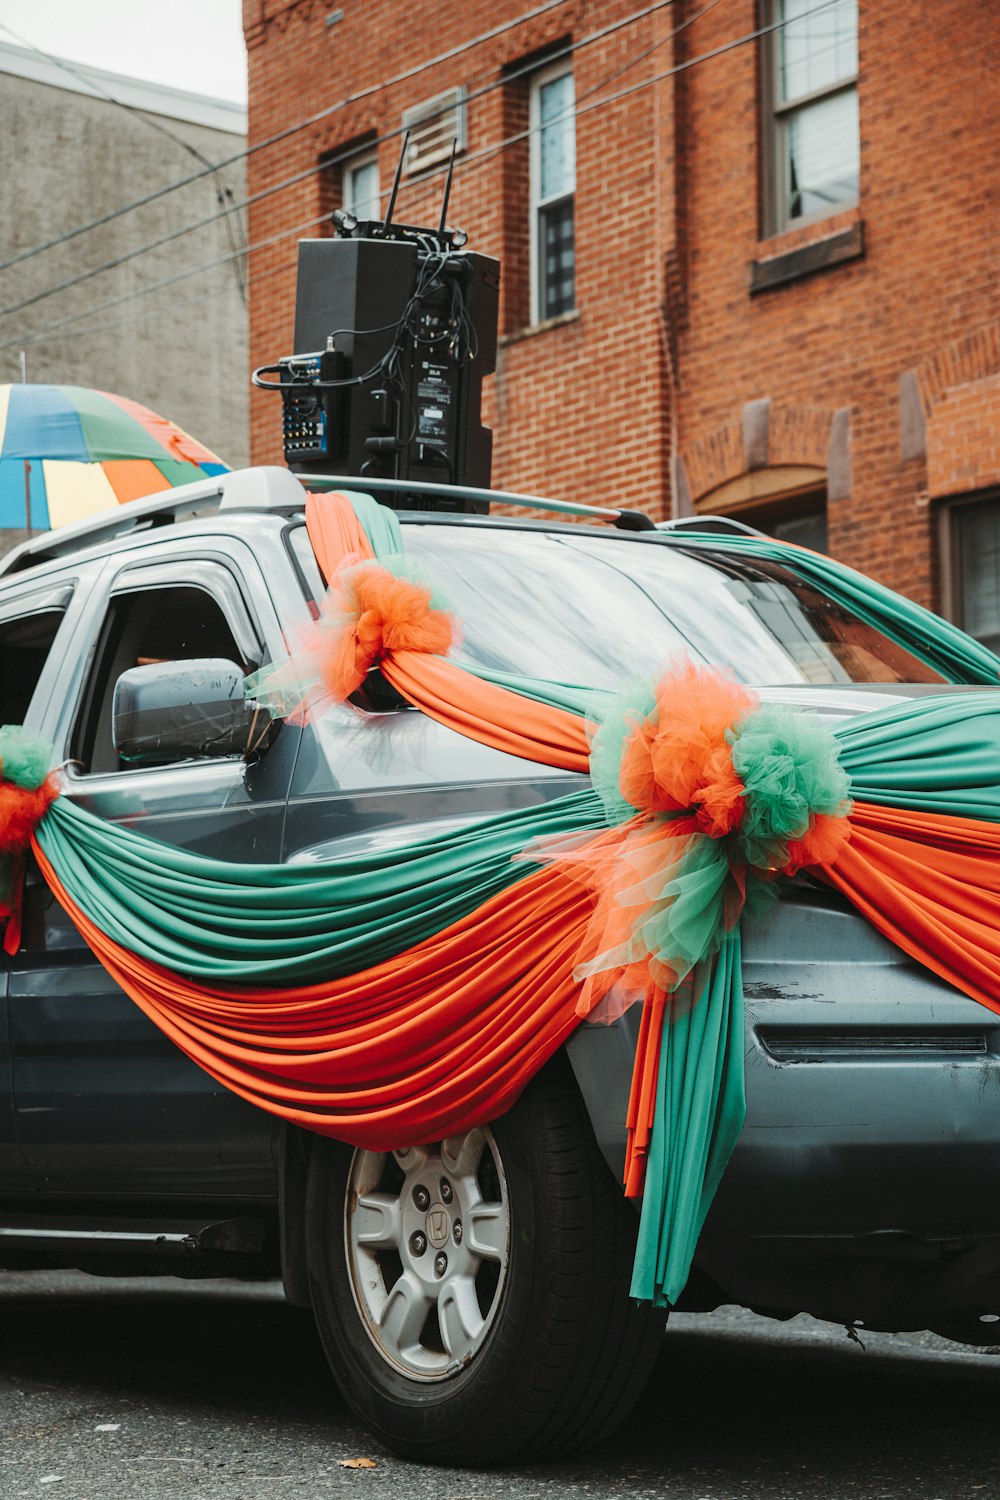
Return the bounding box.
[348,490,404,557]
[671,532,1000,686]
[834,692,1000,820]
[631,929,747,1306]
[29,489,1000,1312]
[36,790,604,983]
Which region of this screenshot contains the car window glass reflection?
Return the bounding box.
[404,528,944,689]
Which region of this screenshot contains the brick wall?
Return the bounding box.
[672,0,1000,608]
[244,0,1000,607]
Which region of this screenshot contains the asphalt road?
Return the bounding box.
[2,1270,1000,1500]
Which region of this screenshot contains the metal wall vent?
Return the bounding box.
[403,87,466,173]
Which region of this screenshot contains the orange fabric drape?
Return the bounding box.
[825,801,1000,1013]
[623,987,667,1197]
[34,836,594,1149]
[305,490,375,575]
[304,491,592,770]
[383,653,592,773]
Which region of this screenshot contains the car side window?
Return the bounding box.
[71,583,254,775]
[0,610,65,723]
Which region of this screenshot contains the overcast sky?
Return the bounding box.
[0,0,247,105]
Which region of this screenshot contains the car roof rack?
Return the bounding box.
[0,466,658,580]
[657,514,768,539]
[301,474,657,531]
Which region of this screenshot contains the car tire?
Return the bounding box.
[304,1057,666,1466]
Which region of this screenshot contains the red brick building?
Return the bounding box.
[243,0,1000,649]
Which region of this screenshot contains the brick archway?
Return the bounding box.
[673,400,851,513]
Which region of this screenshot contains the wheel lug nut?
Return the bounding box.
[413,1184,430,1211]
[453,1219,463,1244]
[434,1252,448,1277]
[409,1231,427,1256]
[440,1179,453,1203]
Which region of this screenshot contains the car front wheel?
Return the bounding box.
[304,1061,665,1465]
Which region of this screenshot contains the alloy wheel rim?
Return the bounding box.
[344,1128,510,1382]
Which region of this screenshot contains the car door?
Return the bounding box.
[8,537,299,1200]
[0,575,77,1195]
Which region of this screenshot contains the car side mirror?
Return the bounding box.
[112,658,275,765]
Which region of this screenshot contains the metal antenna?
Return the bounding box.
[383,129,409,234]
[438,138,457,235]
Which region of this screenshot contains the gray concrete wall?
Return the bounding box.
[0,56,248,468]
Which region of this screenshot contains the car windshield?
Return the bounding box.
[290,521,944,688]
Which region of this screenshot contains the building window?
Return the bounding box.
[343,149,380,223]
[696,470,828,553]
[952,498,1000,654]
[723,491,828,553]
[768,501,828,553]
[765,0,859,235]
[530,62,575,322]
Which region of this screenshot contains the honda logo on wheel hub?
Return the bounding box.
[426,1204,450,1248]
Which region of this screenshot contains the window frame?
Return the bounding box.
[761,0,860,238]
[342,147,381,224]
[529,58,576,324]
[941,492,1000,655]
[0,582,75,729]
[67,556,263,780]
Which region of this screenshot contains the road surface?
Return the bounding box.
[2,1269,999,1498]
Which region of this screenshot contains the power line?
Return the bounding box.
[0,21,230,175]
[0,0,678,319]
[0,1,841,356]
[0,0,574,277]
[1,207,340,354]
[0,0,694,344]
[1,230,312,349]
[0,21,249,307]
[1,0,833,354]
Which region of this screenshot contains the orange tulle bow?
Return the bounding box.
[0,775,59,855]
[618,657,755,836]
[320,561,457,703]
[783,810,851,874]
[533,657,852,1034]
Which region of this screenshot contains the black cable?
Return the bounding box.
[254,243,464,392]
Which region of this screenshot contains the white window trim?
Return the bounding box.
[763,0,859,237]
[342,147,380,223]
[529,59,576,325]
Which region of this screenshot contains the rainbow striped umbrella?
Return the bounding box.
[0,384,229,532]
